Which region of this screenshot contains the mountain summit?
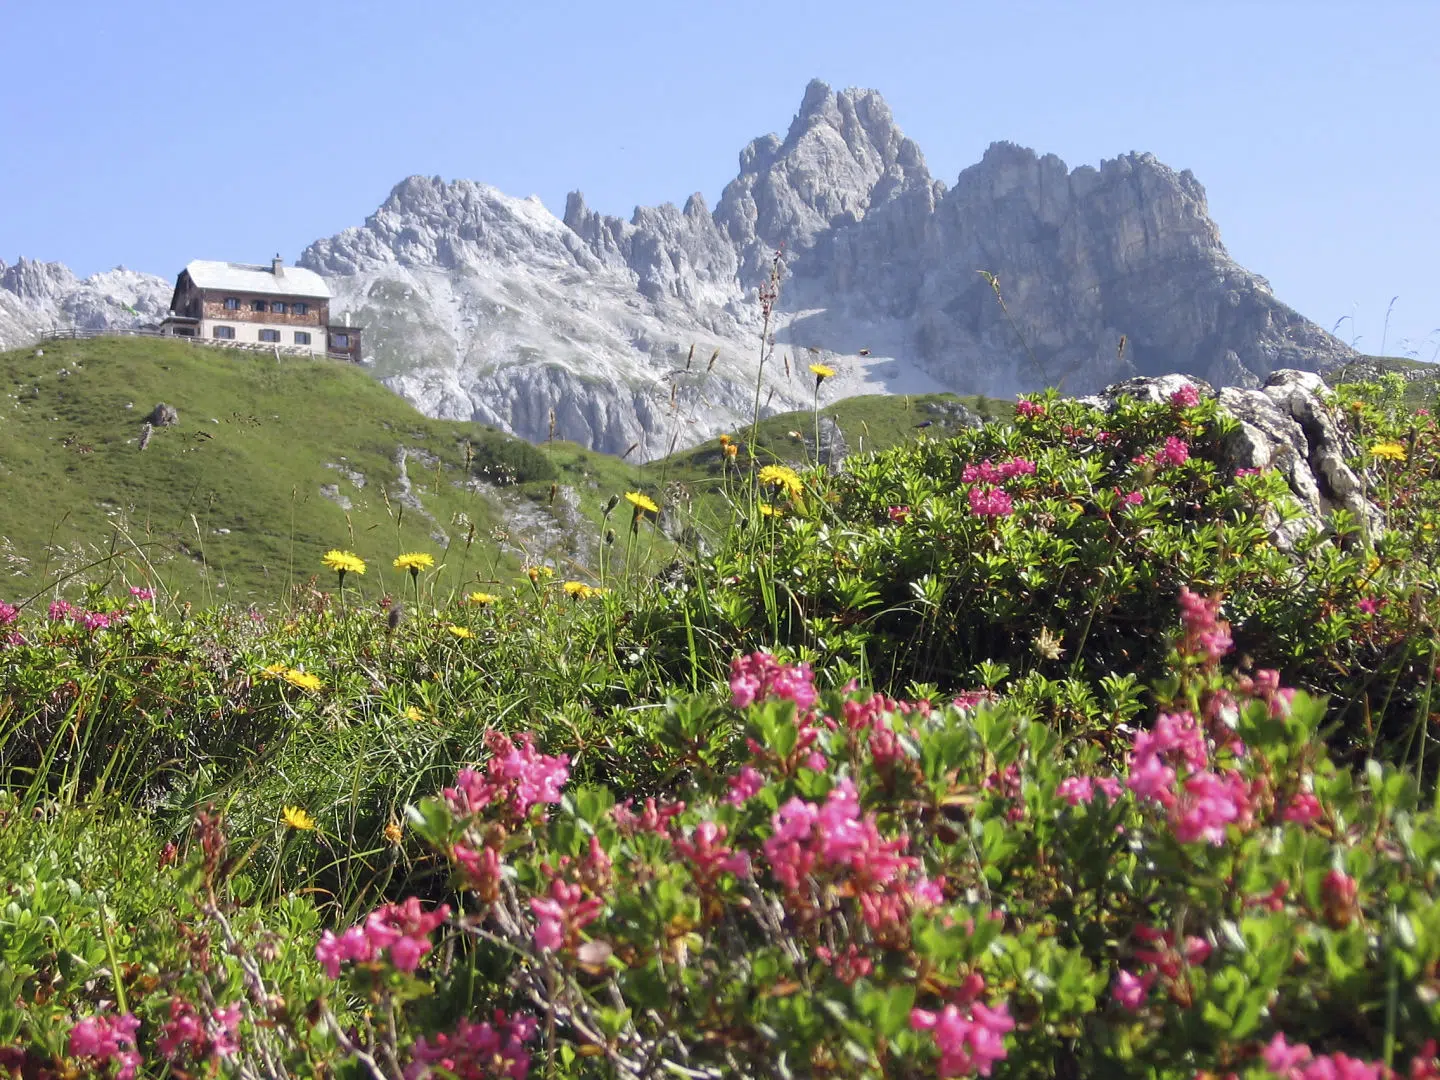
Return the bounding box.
[4,81,1352,457]
[297,79,1351,454]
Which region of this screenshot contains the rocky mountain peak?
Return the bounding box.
[715,80,933,272]
[2,257,79,304]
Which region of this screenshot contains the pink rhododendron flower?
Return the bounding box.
[888,505,911,522]
[967,485,1014,517]
[1015,399,1045,418]
[1235,466,1262,477]
[611,796,685,833]
[529,879,602,953]
[729,651,818,711]
[1155,436,1191,467]
[442,732,569,821]
[1356,597,1380,616]
[673,820,749,888]
[1112,969,1153,1011]
[724,765,765,805]
[69,1012,142,1080]
[405,1011,537,1080]
[1170,769,1245,845]
[1057,776,1095,806]
[157,998,242,1062]
[1169,384,1201,408]
[1282,791,1322,825]
[0,602,17,626]
[1177,588,1232,663]
[128,586,155,601]
[1321,869,1359,927]
[911,999,1013,1077]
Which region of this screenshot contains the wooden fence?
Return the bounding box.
[38,326,352,361]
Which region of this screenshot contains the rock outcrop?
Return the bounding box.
[1094,370,1381,549]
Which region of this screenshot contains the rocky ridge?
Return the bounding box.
[298,80,1354,455]
[0,257,171,350]
[4,80,1356,457]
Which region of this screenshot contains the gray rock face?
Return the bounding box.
[1097,369,1381,549]
[5,81,1354,462]
[297,79,1351,457]
[0,257,172,350]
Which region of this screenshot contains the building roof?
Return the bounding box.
[181,259,332,299]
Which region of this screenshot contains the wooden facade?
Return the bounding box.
[160,259,362,361]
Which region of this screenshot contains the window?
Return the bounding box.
[271,301,287,315]
[251,299,267,312]
[223,297,240,310]
[331,333,349,348]
[259,329,281,343]
[213,325,235,340]
[175,327,195,337]
[294,331,311,345]
[292,302,308,316]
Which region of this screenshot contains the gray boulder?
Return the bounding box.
[1097,369,1381,550]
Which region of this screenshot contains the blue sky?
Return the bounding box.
[3,0,1437,358]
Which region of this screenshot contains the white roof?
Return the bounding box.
[182,259,331,299]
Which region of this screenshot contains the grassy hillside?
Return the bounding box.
[0,339,993,607]
[0,337,644,605]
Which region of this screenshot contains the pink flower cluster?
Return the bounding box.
[157,998,242,1063]
[405,1011,537,1080]
[762,777,929,930]
[442,731,570,821]
[1169,384,1201,408]
[673,820,750,889]
[128,586,155,601]
[69,1011,141,1080]
[961,457,1036,485]
[1155,436,1191,468]
[910,993,1014,1078]
[729,651,818,710]
[1263,1033,1384,1080]
[1126,709,1254,846]
[967,486,1014,518]
[1015,399,1046,418]
[48,599,122,631]
[315,897,450,977]
[1177,587,1233,664]
[960,458,1033,518]
[1056,774,1123,807]
[612,795,686,833]
[0,602,16,626]
[530,877,604,952]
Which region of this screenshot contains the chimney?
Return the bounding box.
[272,254,284,277]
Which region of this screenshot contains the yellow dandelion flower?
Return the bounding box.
[281,805,316,831]
[393,552,435,573]
[723,442,739,459]
[282,669,323,692]
[758,502,782,518]
[260,662,288,680]
[757,464,804,500]
[384,821,404,844]
[322,550,366,576]
[1370,441,1407,462]
[625,491,659,514]
[468,591,497,605]
[563,580,594,599]
[446,624,473,639]
[404,705,424,722]
[718,433,733,446]
[808,362,836,381]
